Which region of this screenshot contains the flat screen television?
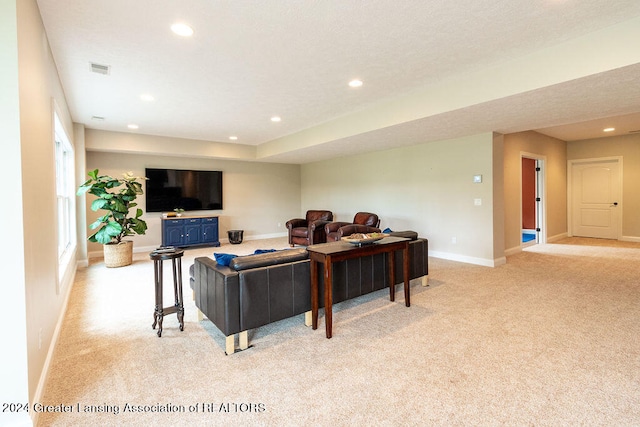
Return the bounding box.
[145,168,223,212]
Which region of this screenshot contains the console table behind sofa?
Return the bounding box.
[191,237,428,354]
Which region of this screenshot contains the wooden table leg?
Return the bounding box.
[152,260,159,330]
[310,259,318,330]
[154,260,164,337]
[403,243,410,307]
[174,258,184,331]
[324,256,333,339]
[388,249,396,302]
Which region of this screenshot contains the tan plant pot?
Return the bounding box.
[103,241,133,268]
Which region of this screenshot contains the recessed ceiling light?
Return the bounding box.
[349,79,363,88]
[603,127,615,132]
[140,94,155,102]
[229,136,238,140]
[271,116,281,122]
[171,23,193,37]
[127,124,139,130]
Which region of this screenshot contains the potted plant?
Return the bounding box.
[77,169,148,267]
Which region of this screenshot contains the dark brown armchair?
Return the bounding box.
[286,210,334,246]
[325,212,381,242]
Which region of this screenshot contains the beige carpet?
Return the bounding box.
[36,237,640,426]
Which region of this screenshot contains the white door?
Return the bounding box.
[571,159,620,239]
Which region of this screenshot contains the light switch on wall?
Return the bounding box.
[473,174,482,183]
[474,198,482,206]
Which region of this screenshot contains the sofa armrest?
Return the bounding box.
[388,230,418,240]
[310,219,332,232]
[193,257,241,336]
[324,221,350,234]
[309,219,333,244]
[286,218,307,229]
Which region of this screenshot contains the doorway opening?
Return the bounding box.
[521,153,546,247]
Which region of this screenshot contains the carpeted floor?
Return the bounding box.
[36,237,640,426]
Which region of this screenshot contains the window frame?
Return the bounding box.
[53,108,76,287]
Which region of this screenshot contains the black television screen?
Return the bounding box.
[145,168,223,212]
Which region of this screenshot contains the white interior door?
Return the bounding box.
[571,159,620,239]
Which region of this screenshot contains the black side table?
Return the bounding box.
[150,248,185,337]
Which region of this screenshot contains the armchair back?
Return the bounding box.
[307,210,333,223]
[325,211,381,242]
[353,212,380,227]
[286,210,333,246]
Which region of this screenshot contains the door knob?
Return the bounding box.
[611,202,618,207]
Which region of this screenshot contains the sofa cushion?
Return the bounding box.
[229,248,308,271]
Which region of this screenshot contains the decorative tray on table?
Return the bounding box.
[341,233,389,246]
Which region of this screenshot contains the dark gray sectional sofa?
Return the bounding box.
[190,233,428,354]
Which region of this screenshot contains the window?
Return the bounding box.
[54,113,75,265]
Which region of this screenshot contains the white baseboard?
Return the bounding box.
[547,232,568,243]
[504,246,522,256]
[31,262,77,427]
[236,232,288,241]
[218,232,288,245]
[429,250,504,267]
[493,256,507,267]
[621,235,640,243]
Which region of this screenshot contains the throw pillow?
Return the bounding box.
[254,249,277,254]
[214,253,237,266]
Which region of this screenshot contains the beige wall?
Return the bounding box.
[83,145,301,257]
[3,0,77,422]
[503,131,567,253]
[567,133,640,240]
[2,1,31,425]
[302,132,503,266]
[492,133,506,260]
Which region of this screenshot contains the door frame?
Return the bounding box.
[567,156,623,239]
[520,152,546,246]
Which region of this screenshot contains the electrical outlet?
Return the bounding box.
[451,236,457,244]
[277,222,281,228]
[474,198,482,206]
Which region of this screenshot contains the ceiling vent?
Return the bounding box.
[90,62,110,75]
[91,116,105,121]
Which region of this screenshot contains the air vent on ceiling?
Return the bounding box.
[90,62,110,75]
[91,116,105,121]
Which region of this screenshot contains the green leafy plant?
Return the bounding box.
[77,169,148,244]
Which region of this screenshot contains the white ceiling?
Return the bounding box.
[37,0,640,164]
